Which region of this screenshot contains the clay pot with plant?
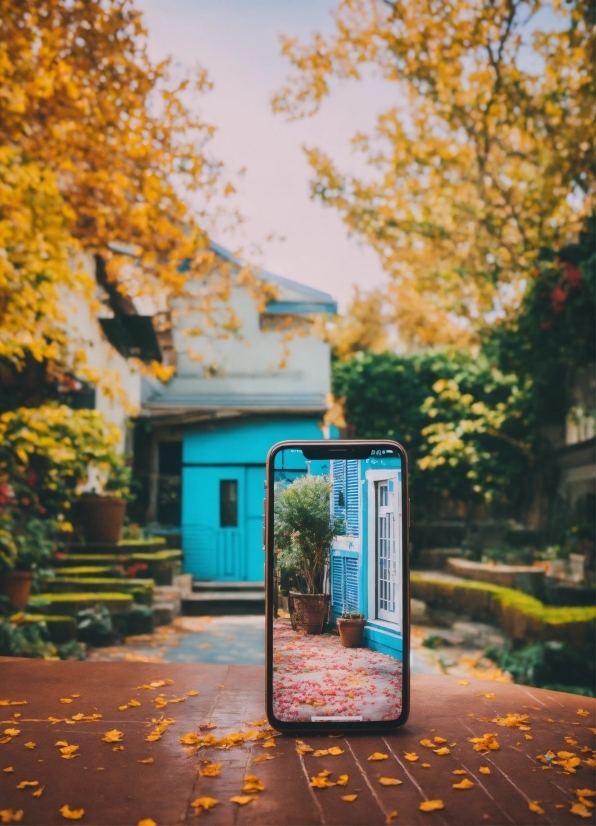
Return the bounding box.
[337,611,366,648]
[274,474,344,634]
[0,517,53,610]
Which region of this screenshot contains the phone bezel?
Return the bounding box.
[265,439,410,733]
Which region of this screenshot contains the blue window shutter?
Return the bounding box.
[332,460,346,521]
[331,555,345,608]
[346,460,359,537]
[345,557,359,612]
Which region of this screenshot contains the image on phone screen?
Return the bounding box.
[270,444,406,725]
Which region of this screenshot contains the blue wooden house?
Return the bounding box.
[139,244,337,584]
[329,457,404,661]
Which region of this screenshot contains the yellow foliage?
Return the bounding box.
[273,0,594,347]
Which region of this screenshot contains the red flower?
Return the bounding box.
[26,471,38,488]
[562,262,583,289]
[551,286,567,313]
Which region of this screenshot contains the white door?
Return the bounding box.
[376,480,399,623]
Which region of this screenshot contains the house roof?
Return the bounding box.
[209,242,337,315]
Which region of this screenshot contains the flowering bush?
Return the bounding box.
[0,405,131,544]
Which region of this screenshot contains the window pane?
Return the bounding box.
[220,480,238,527]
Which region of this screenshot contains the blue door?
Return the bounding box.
[182,465,265,582]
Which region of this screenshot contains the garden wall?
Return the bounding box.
[411,574,596,654]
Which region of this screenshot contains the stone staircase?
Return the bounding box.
[182,580,265,616]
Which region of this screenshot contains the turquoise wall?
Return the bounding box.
[182,417,326,582]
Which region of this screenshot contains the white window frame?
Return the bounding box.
[365,469,402,629]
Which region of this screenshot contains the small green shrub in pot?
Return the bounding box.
[274,474,344,634]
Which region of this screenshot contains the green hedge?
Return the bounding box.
[411,573,596,652]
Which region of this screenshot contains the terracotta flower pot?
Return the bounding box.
[337,617,366,648]
[79,495,127,544]
[289,591,329,635]
[0,570,33,610]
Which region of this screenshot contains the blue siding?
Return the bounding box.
[364,622,403,660]
[182,417,326,581]
[184,418,324,465]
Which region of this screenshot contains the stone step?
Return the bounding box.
[192,580,264,592]
[29,592,133,616]
[152,601,176,626]
[182,588,265,617]
[64,538,168,555]
[40,577,154,605]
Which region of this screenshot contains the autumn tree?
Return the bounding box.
[0,0,244,386]
[273,0,594,348]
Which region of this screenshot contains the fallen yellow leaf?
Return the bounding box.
[577,709,589,717]
[59,699,73,704]
[469,733,500,752]
[187,690,198,697]
[457,680,469,686]
[262,738,276,748]
[386,811,398,824]
[453,769,467,775]
[420,739,434,748]
[243,775,264,793]
[453,778,474,789]
[313,749,329,757]
[101,730,123,743]
[419,800,444,812]
[32,787,44,798]
[252,719,267,726]
[404,752,419,762]
[528,800,545,815]
[3,730,20,738]
[138,758,154,764]
[421,763,431,768]
[137,820,156,826]
[433,736,447,744]
[230,796,253,805]
[479,693,496,699]
[433,747,450,756]
[576,790,596,798]
[3,767,14,773]
[578,798,595,809]
[112,746,124,752]
[199,763,221,777]
[295,740,313,755]
[479,766,491,775]
[59,805,85,820]
[341,794,357,802]
[0,810,23,823]
[179,733,201,745]
[570,802,592,818]
[328,746,344,756]
[336,774,349,786]
[253,755,275,763]
[190,798,219,811]
[379,777,402,786]
[16,781,38,789]
[368,752,389,761]
[310,773,336,788]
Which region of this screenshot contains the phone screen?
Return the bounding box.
[268,443,407,728]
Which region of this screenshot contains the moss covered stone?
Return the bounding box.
[9,613,77,643]
[411,573,596,653]
[29,592,133,616]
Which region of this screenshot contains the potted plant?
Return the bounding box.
[274,474,344,634]
[337,610,366,648]
[0,516,53,610]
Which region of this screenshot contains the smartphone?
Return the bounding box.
[265,440,409,733]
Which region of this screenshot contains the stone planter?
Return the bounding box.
[289,591,329,635]
[0,570,32,610]
[79,495,126,545]
[337,617,366,648]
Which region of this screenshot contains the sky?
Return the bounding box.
[137,0,394,311]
